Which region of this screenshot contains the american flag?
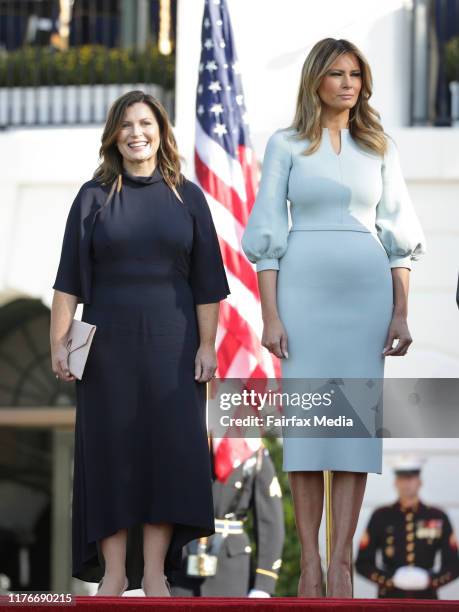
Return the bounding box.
[194,0,280,481]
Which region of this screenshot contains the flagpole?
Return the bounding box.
[206,382,210,449]
[324,470,332,576]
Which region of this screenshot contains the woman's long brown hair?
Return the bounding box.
[289,38,388,156]
[93,90,184,193]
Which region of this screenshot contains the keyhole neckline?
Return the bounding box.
[322,127,348,156]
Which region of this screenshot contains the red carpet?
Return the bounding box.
[2,596,459,611]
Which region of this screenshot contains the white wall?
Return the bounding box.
[0,125,103,318]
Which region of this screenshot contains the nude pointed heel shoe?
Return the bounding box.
[141,576,172,596]
[96,576,129,596]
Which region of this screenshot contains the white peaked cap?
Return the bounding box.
[389,453,426,473]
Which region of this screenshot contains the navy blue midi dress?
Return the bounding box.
[52,165,230,590]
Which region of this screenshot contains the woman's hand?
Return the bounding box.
[50,290,77,382]
[51,342,76,382]
[195,343,217,382]
[382,314,413,356]
[262,316,289,359]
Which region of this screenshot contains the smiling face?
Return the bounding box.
[317,52,362,114]
[116,102,161,169]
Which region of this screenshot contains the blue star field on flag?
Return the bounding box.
[196,0,251,159]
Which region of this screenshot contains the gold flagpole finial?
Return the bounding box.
[159,0,172,55]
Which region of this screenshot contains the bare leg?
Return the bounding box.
[288,471,324,597]
[327,471,367,598]
[95,528,128,596]
[142,522,174,596]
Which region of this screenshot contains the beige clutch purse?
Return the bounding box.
[66,319,97,380]
[58,179,119,381]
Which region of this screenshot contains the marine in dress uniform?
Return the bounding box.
[170,442,285,597]
[356,455,459,598]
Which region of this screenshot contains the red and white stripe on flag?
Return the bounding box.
[193,0,281,482]
[195,122,280,381]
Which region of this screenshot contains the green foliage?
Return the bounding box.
[0,44,174,88]
[446,36,459,83]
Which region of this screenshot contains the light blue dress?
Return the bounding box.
[241,127,426,473]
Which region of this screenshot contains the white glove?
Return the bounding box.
[392,566,430,590]
[248,589,271,598]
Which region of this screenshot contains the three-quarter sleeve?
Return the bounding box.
[375,136,426,270]
[241,130,291,271]
[187,182,230,304]
[52,186,84,301]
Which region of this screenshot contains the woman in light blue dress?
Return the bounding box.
[241,38,426,598]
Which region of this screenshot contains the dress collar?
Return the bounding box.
[121,165,164,185]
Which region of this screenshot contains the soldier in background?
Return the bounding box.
[171,439,285,597]
[356,454,459,598]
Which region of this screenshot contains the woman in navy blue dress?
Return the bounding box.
[50,91,230,596]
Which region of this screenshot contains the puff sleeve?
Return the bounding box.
[188,182,231,304]
[375,136,426,270]
[52,185,85,302]
[241,130,291,271]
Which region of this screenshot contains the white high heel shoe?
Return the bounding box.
[96,576,129,596]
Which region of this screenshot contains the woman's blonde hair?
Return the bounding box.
[93,90,184,193]
[289,38,388,156]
